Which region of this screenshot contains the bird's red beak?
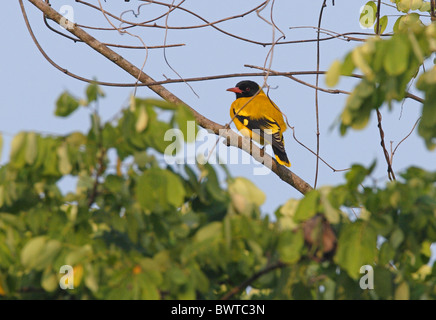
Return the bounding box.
[226,87,243,93]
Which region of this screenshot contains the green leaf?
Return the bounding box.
[228,177,266,208]
[177,283,196,300]
[375,15,388,34]
[66,245,92,266]
[149,99,178,110]
[369,214,393,236]
[294,190,319,222]
[38,240,62,270]
[395,13,422,32]
[174,105,197,142]
[341,51,356,76]
[141,282,160,300]
[390,227,404,249]
[21,236,47,270]
[352,45,374,80]
[411,0,423,10]
[168,267,188,285]
[379,241,395,265]
[86,82,104,104]
[42,138,61,176]
[360,1,377,28]
[57,143,72,175]
[419,1,431,12]
[10,132,27,168]
[90,113,101,139]
[393,16,403,33]
[373,266,393,299]
[395,281,410,300]
[408,30,424,62]
[0,133,3,161]
[25,132,38,165]
[419,100,436,150]
[144,119,173,154]
[135,106,148,133]
[345,164,369,190]
[195,221,222,242]
[416,66,436,149]
[202,163,227,202]
[341,79,379,134]
[320,186,340,224]
[55,92,80,117]
[325,60,341,87]
[384,34,410,76]
[277,199,299,230]
[397,0,412,12]
[420,240,432,258]
[84,263,99,293]
[136,169,186,212]
[277,229,304,264]
[340,52,355,76]
[334,221,378,279]
[41,268,58,292]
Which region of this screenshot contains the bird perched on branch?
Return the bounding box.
[226,80,291,167]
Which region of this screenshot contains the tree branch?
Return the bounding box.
[24,0,313,195]
[376,109,396,181]
[314,0,328,189]
[375,0,382,35]
[431,0,436,21]
[220,261,287,300]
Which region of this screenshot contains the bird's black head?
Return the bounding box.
[226,80,260,99]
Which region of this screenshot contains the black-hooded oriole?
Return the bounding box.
[227,80,291,167]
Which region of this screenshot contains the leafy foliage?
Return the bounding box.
[328,1,436,149]
[0,82,435,300]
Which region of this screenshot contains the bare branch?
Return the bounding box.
[25,0,313,195]
[314,0,329,189]
[376,109,396,181]
[390,117,421,165]
[220,261,287,300]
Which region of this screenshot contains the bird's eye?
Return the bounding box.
[245,87,250,91]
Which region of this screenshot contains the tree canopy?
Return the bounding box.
[1,0,436,300]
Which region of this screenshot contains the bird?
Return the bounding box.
[226,80,291,167]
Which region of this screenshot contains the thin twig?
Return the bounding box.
[245,65,351,95]
[390,117,421,165]
[374,1,395,181]
[161,0,199,98]
[314,0,328,189]
[431,0,436,21]
[96,0,149,97]
[375,0,382,35]
[376,109,396,181]
[220,261,286,300]
[289,126,350,172]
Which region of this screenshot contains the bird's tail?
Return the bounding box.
[272,145,291,167]
[268,131,291,167]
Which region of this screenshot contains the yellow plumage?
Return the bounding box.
[227,81,291,167]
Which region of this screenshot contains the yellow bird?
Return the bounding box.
[227,80,291,167]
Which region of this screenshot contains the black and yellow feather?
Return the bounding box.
[227,80,291,167]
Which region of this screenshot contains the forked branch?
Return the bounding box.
[23,0,313,195]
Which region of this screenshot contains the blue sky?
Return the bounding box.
[1,0,434,216]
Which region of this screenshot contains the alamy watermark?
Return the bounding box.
[164,121,274,176]
[59,5,75,30]
[59,265,74,290]
[359,4,376,29]
[359,265,374,290]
